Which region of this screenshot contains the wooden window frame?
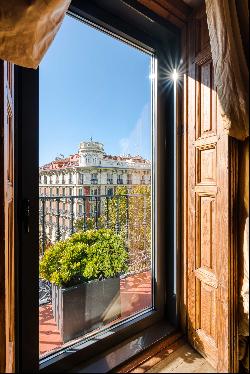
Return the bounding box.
[14,0,181,371]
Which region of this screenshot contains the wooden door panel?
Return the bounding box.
[185,4,237,372]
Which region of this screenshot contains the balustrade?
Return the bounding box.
[39,193,151,305]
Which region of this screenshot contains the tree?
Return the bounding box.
[74,185,151,273]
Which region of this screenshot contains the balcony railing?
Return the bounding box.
[39,193,151,305]
[40,194,150,262]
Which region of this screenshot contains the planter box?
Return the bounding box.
[52,277,121,343]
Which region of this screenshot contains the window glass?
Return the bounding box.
[39,14,154,358]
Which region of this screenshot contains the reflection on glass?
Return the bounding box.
[39,14,154,358]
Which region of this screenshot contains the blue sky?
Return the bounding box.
[39,14,152,166]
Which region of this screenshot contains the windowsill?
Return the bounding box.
[69,321,177,373]
[39,314,176,373]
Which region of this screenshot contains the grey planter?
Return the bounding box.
[52,277,121,343]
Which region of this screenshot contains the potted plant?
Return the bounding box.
[40,229,128,343]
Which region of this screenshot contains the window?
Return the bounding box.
[69,172,72,184]
[117,175,123,184]
[107,173,113,184]
[17,1,178,371]
[91,173,98,184]
[39,14,156,359]
[107,188,113,197]
[79,173,84,184]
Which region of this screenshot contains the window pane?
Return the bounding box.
[39,14,154,358]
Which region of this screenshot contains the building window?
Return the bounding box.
[107,173,113,184]
[69,173,72,184]
[79,205,83,215]
[79,173,84,184]
[107,188,113,196]
[91,173,98,184]
[117,175,123,184]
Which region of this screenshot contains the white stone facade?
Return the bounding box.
[39,141,151,243]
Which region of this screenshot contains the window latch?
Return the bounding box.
[23,199,30,233]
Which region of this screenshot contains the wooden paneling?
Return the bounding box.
[135,0,191,26]
[183,4,238,373]
[0,60,15,373]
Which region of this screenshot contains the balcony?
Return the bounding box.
[39,193,151,357]
[39,270,151,356]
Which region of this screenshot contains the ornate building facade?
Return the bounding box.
[39,140,151,243]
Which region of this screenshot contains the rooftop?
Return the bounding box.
[40,140,151,171]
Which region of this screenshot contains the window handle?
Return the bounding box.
[23,199,30,233]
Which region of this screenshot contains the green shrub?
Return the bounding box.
[39,229,128,287]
